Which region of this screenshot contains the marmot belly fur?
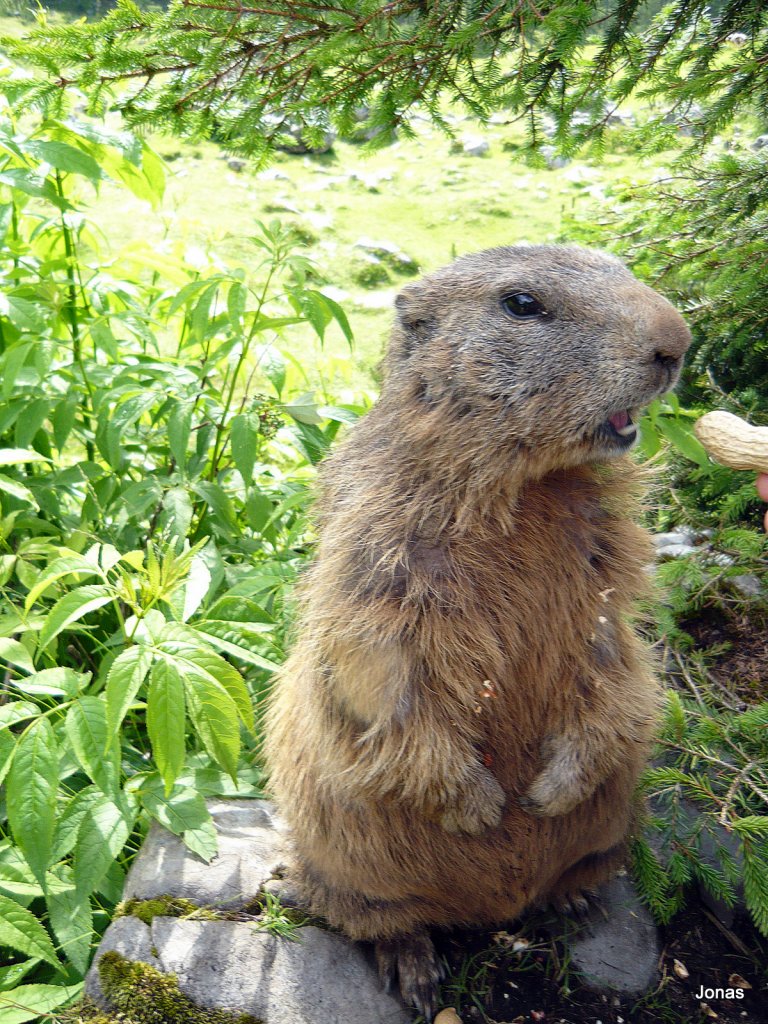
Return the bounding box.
[265,245,691,1018]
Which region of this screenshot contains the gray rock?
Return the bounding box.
[652,528,697,547]
[345,107,397,146]
[353,237,419,275]
[154,919,411,1024]
[461,135,489,157]
[567,874,660,994]
[87,916,411,1024]
[655,542,698,559]
[540,145,570,169]
[708,552,735,568]
[123,799,290,910]
[227,158,247,172]
[730,573,763,599]
[750,135,768,151]
[89,798,411,1023]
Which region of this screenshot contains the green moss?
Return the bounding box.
[351,257,391,288]
[115,896,220,925]
[84,951,263,1024]
[60,998,123,1024]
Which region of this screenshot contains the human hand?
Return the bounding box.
[757,474,768,532]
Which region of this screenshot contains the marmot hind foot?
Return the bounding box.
[550,886,602,918]
[375,928,445,1021]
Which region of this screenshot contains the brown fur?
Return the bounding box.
[264,245,690,1017]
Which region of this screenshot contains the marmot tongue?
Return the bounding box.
[609,410,630,431]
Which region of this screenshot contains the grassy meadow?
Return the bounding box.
[86,116,678,388]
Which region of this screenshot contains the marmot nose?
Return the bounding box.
[646,301,691,369]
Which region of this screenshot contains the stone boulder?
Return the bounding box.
[87,799,411,1024]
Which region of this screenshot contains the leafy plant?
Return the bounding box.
[0,94,359,1021]
[255,890,306,941]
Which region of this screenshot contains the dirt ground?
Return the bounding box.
[433,900,768,1024]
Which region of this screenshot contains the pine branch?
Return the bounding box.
[4,0,767,157]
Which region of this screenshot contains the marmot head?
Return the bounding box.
[385,245,691,470]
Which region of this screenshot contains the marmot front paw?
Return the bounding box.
[439,768,505,835]
[522,764,591,817]
[520,733,598,817]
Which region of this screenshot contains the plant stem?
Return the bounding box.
[55,171,96,462]
[208,261,277,481]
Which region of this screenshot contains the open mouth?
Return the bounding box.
[600,408,639,448]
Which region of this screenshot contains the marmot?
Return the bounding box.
[265,245,691,1018]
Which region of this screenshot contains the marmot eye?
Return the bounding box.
[501,292,546,319]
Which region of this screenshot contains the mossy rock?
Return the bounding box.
[69,952,262,1024]
[285,221,319,245]
[115,896,219,925]
[351,256,391,288]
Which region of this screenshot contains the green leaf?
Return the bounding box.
[73,795,136,897]
[38,584,114,650]
[46,869,93,974]
[28,139,103,182]
[191,481,238,534]
[0,297,49,335]
[157,625,253,728]
[160,485,193,540]
[168,401,193,471]
[0,960,39,994]
[65,697,119,796]
[182,817,219,863]
[180,555,212,622]
[0,894,61,970]
[52,398,78,451]
[291,421,330,464]
[142,784,212,837]
[283,396,323,426]
[53,786,103,862]
[140,140,166,204]
[0,344,32,399]
[0,702,39,733]
[656,416,710,469]
[147,658,186,794]
[0,982,81,1024]
[230,413,259,484]
[244,490,274,534]
[7,719,58,886]
[0,448,49,467]
[105,646,153,734]
[0,167,69,207]
[183,673,241,780]
[289,289,332,343]
[0,639,34,674]
[12,668,87,698]
[313,290,353,347]
[15,398,49,451]
[194,626,280,673]
[732,817,768,837]
[0,475,36,508]
[0,732,14,789]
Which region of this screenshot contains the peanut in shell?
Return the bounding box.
[693,411,768,474]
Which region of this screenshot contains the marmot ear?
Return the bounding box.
[394,285,435,354]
